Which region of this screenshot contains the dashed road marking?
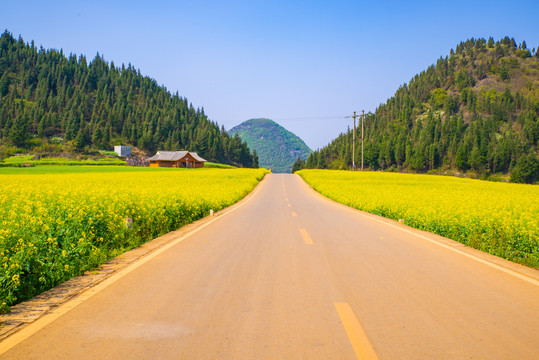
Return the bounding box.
[335,302,379,360]
[300,228,313,245]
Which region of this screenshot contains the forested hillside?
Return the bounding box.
[301,37,539,183]
[0,31,255,167]
[229,118,312,173]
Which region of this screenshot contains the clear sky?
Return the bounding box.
[2,0,538,149]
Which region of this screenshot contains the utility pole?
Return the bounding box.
[352,111,356,171]
[348,111,365,171]
[361,110,364,171]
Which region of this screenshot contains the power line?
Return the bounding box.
[270,115,349,122]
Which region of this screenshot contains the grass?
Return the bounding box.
[0,155,126,167]
[204,162,237,169]
[0,165,155,175]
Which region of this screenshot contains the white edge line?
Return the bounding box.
[295,174,539,287]
[378,218,539,286]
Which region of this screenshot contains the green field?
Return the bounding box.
[204,162,237,169]
[0,166,268,312]
[0,155,126,167]
[298,169,539,268]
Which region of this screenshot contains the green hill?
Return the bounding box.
[303,36,539,183]
[229,118,312,173]
[0,30,255,167]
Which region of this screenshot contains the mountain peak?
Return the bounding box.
[229,118,312,173]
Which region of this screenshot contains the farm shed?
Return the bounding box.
[147,151,207,168]
[114,145,131,157]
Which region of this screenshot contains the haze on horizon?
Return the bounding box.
[2,0,538,150]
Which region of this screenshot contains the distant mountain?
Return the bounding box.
[304,36,539,183]
[229,118,312,173]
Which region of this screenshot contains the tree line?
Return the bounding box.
[0,30,258,167]
[296,37,539,183]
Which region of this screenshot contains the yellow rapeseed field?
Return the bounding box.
[297,169,539,268]
[0,166,268,312]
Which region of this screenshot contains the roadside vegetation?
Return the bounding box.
[0,166,268,312]
[298,169,538,268]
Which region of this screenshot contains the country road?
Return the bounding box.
[1,174,538,359]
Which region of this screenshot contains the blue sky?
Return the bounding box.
[2,0,538,149]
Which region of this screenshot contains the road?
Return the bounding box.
[1,174,538,359]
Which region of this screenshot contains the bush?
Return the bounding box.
[510,154,539,184]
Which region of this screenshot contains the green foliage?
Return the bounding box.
[516,49,531,59]
[229,118,312,173]
[291,157,306,172]
[510,153,539,183]
[251,149,259,168]
[430,88,448,108]
[74,129,86,149]
[8,115,28,147]
[499,64,509,80]
[305,37,539,179]
[98,150,119,157]
[0,30,255,167]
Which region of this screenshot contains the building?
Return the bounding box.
[147,151,207,168]
[114,145,131,157]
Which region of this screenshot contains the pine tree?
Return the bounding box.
[252,149,259,168]
[9,114,28,147]
[74,129,85,149]
[291,157,306,172]
[510,153,539,183]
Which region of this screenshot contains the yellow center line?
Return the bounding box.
[291,211,297,217]
[334,302,379,360]
[300,228,313,245]
[287,204,292,208]
[285,197,289,202]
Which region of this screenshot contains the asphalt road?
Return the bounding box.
[1,174,538,359]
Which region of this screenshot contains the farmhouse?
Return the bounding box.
[147,151,207,168]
